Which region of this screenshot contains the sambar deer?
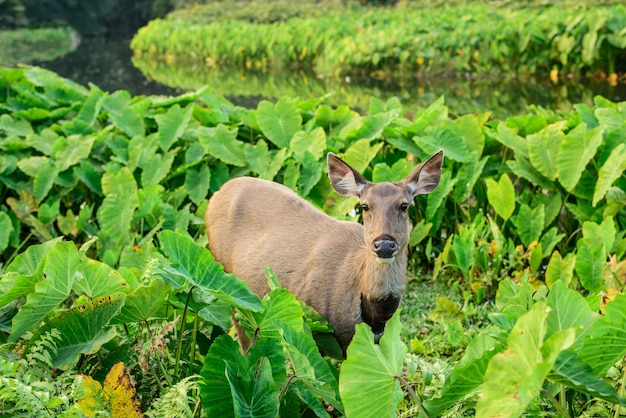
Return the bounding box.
[205,150,444,353]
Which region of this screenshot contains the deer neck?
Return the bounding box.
[359,247,408,300]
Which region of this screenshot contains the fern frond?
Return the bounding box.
[145,376,201,418]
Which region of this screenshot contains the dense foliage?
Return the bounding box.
[0,27,77,66]
[0,66,625,416]
[131,2,626,81]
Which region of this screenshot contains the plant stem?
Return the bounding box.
[540,388,569,417]
[614,355,626,418]
[188,311,199,376]
[175,286,195,377]
[395,375,429,418]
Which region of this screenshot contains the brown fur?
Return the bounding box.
[205,151,443,352]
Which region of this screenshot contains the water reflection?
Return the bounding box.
[39,38,626,118]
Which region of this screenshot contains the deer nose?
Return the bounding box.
[372,236,398,258]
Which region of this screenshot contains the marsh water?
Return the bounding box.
[38,36,626,118]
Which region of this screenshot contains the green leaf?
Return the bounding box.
[109,106,145,138]
[0,114,34,137]
[345,110,397,142]
[244,140,287,180]
[593,143,626,206]
[527,124,563,181]
[184,163,211,205]
[0,212,13,253]
[35,294,126,369]
[425,169,456,222]
[257,98,302,148]
[546,281,600,349]
[197,125,246,167]
[241,288,304,343]
[200,336,283,418]
[424,333,503,417]
[339,312,406,418]
[476,302,575,418]
[226,356,280,418]
[141,152,175,187]
[9,241,79,341]
[512,204,544,247]
[33,159,58,203]
[485,174,515,221]
[416,125,470,163]
[280,325,343,413]
[494,123,528,158]
[0,238,63,308]
[159,230,262,312]
[373,159,410,183]
[97,167,139,248]
[575,238,606,292]
[298,152,323,197]
[342,138,384,173]
[557,124,603,192]
[112,279,169,324]
[545,251,576,288]
[552,350,626,406]
[53,134,96,172]
[580,294,626,376]
[157,103,194,151]
[409,219,432,247]
[290,127,326,161]
[72,258,128,299]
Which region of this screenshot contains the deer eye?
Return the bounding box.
[361,203,370,212]
[399,202,409,212]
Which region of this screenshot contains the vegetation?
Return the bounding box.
[0,27,77,66]
[0,65,625,416]
[131,2,626,82]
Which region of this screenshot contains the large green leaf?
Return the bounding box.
[485,174,515,221]
[200,335,283,418]
[512,203,544,247]
[53,134,95,172]
[344,110,397,142]
[424,333,504,417]
[580,294,626,376]
[197,125,246,167]
[0,212,12,253]
[0,238,63,307]
[593,143,626,206]
[156,103,194,151]
[241,288,304,343]
[34,294,126,369]
[184,163,211,205]
[339,312,406,418]
[72,258,128,299]
[476,302,575,418]
[141,151,175,187]
[227,356,280,418]
[546,281,599,348]
[9,241,79,341]
[257,97,302,148]
[545,251,576,288]
[281,325,343,413]
[551,350,626,406]
[111,278,169,324]
[290,127,326,161]
[298,151,323,196]
[342,138,383,174]
[244,140,287,180]
[96,167,139,248]
[158,230,262,312]
[557,124,603,192]
[575,238,606,292]
[527,124,563,181]
[372,159,410,183]
[416,123,471,163]
[494,123,528,158]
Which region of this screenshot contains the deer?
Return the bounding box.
[205,150,444,354]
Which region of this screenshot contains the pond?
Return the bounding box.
[37,36,626,118]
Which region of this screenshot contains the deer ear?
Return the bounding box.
[327,153,370,197]
[402,150,444,197]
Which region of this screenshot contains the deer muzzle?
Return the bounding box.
[372,235,399,263]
